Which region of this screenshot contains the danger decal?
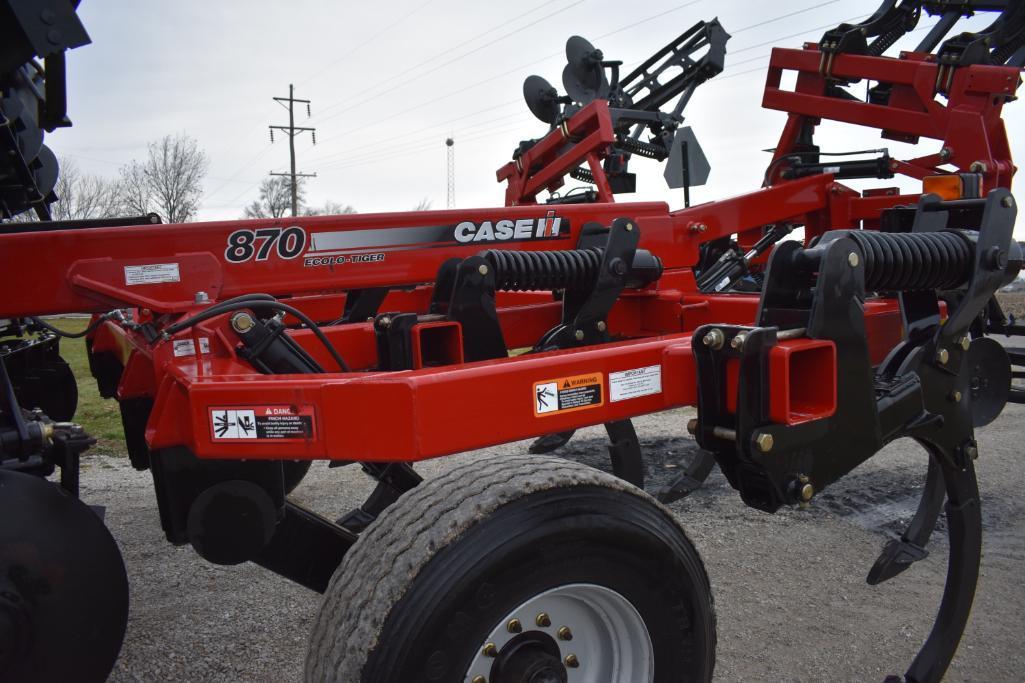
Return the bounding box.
[533,373,604,416]
[209,405,316,442]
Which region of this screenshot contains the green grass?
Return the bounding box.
[50,318,126,455]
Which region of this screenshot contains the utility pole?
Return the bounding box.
[446,137,455,209]
[269,84,316,217]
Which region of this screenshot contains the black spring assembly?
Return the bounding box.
[479,246,662,292]
[848,230,973,291]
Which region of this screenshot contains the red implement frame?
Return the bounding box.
[0,45,1018,466]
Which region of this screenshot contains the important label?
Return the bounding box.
[124,263,181,286]
[609,365,662,402]
[533,373,604,416]
[172,338,210,357]
[209,406,315,441]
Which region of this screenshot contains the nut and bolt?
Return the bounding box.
[936,347,950,365]
[596,321,607,332]
[536,613,551,628]
[730,334,746,351]
[1002,195,1015,209]
[960,336,971,351]
[194,291,210,304]
[702,328,725,350]
[478,264,489,276]
[939,147,952,161]
[800,483,815,502]
[609,258,629,276]
[378,316,392,329]
[574,329,585,341]
[507,618,522,633]
[472,676,487,683]
[965,444,979,460]
[848,252,860,268]
[482,642,498,658]
[687,418,699,435]
[689,222,708,233]
[557,626,573,641]
[625,222,634,232]
[755,433,774,453]
[949,390,962,402]
[970,161,988,173]
[564,654,580,668]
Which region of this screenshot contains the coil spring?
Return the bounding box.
[847,230,973,291]
[481,247,604,291]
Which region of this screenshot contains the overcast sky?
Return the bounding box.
[52,1,1022,232]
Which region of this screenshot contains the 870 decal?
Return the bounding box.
[224,227,307,263]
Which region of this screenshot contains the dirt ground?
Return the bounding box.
[88,403,1025,682]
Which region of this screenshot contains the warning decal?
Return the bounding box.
[209,405,315,441]
[609,365,662,402]
[533,373,604,416]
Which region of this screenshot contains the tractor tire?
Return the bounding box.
[282,460,312,494]
[304,454,716,683]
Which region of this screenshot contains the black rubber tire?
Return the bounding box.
[304,454,716,682]
[282,460,313,494]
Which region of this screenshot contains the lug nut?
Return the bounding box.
[536,612,551,628]
[702,328,725,350]
[687,418,699,435]
[557,626,573,641]
[848,252,860,268]
[936,348,950,365]
[755,433,774,453]
[482,642,498,658]
[507,618,522,634]
[800,483,815,501]
[564,654,580,668]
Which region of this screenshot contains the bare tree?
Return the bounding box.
[118,134,208,223]
[413,197,433,211]
[244,177,304,219]
[7,155,121,222]
[304,200,357,216]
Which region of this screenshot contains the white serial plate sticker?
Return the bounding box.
[609,365,662,402]
[172,338,210,357]
[124,263,180,286]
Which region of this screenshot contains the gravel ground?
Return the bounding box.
[84,403,1025,682]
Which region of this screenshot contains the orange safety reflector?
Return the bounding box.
[923,174,963,200]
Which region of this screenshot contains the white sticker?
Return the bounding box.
[124,263,180,286]
[610,365,662,402]
[172,337,210,357]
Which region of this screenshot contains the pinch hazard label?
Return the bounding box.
[210,405,315,441]
[533,373,604,416]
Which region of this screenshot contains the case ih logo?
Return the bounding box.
[454,210,563,244]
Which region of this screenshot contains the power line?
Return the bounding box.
[269,84,317,217]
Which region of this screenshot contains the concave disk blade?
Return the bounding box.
[0,470,128,683]
[562,35,608,104]
[967,336,1011,427]
[523,75,561,124]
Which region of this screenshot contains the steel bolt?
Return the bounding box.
[755,433,774,453]
[939,147,952,162]
[507,618,522,634]
[848,252,860,268]
[596,321,607,332]
[378,316,392,329]
[472,676,487,683]
[961,336,971,351]
[686,418,699,435]
[194,290,210,304]
[1002,196,1015,209]
[936,348,950,365]
[730,334,746,351]
[689,222,707,233]
[574,329,585,341]
[536,612,551,628]
[482,642,498,658]
[970,161,988,173]
[564,654,580,668]
[949,390,962,402]
[965,444,979,460]
[625,223,634,232]
[558,626,573,641]
[703,328,725,350]
[478,264,489,276]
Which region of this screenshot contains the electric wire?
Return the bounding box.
[28,314,112,339]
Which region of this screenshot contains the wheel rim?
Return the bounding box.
[464,583,654,683]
